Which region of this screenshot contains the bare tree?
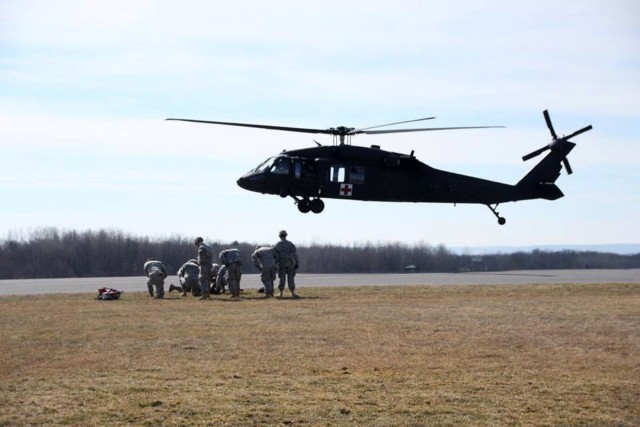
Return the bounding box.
[1,228,638,279]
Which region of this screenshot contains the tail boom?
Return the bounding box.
[515,141,574,201]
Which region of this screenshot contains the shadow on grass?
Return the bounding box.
[138,293,324,302]
[217,295,323,301]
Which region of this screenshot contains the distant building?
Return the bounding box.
[404,264,420,273]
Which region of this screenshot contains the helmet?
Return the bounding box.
[278,230,288,237]
[194,236,203,245]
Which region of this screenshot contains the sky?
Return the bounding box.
[1,0,639,249]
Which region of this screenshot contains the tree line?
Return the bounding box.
[1,227,639,280]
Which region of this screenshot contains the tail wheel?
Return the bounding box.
[310,198,325,214]
[487,204,506,225]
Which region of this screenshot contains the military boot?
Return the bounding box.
[169,284,180,293]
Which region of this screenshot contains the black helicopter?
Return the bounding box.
[167,110,592,224]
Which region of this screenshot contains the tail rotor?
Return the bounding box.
[522,110,592,175]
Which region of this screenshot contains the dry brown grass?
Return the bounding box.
[0,283,639,426]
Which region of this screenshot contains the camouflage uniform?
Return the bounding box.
[177,259,201,296]
[252,246,277,297]
[196,238,213,299]
[210,263,221,294]
[219,248,242,298]
[273,230,299,298]
[143,258,168,299]
[215,264,228,294]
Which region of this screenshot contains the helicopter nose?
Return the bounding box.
[237,176,250,190]
[237,172,265,192]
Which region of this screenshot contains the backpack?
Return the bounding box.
[97,287,123,300]
[220,248,241,265]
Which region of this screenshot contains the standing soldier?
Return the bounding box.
[143,258,168,299]
[171,259,201,297]
[252,245,277,298]
[195,237,213,300]
[219,248,242,299]
[273,230,300,299]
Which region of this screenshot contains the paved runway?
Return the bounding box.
[1,269,638,296]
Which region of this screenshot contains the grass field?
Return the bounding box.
[1,283,638,426]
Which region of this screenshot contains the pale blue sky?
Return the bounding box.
[1,0,638,248]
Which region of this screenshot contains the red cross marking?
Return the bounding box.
[340,184,353,196]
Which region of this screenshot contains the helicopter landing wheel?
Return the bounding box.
[297,199,311,213]
[486,204,506,226]
[310,198,324,214]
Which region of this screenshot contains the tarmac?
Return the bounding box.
[1,269,639,296]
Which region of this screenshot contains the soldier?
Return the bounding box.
[219,248,242,299]
[215,264,228,294]
[195,237,213,300]
[171,259,201,297]
[143,258,168,299]
[210,263,221,294]
[252,245,277,298]
[273,230,299,298]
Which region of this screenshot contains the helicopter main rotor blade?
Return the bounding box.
[166,118,331,135]
[363,125,504,135]
[543,110,557,139]
[522,145,550,161]
[351,117,436,133]
[564,125,593,140]
[167,118,505,137]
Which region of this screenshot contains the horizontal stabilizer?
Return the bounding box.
[536,182,564,200]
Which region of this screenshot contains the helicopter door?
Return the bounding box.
[330,165,355,198]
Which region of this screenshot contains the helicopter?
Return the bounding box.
[167,110,592,225]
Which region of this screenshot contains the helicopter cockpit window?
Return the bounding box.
[330,166,345,183]
[254,157,273,172]
[271,157,290,175]
[350,166,365,184]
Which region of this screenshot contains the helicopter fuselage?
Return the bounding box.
[237,144,519,206]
